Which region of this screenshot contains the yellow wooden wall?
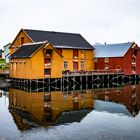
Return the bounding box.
[9,58,32,79]
[9,47,94,79]
[9,50,44,79]
[10,30,33,54]
[9,44,63,79]
[62,49,94,71]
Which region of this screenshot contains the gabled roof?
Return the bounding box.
[10,41,63,59]
[23,29,94,50]
[10,42,45,59]
[94,42,135,58]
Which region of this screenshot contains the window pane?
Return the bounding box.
[73,50,78,58]
[21,37,24,45]
[81,61,84,69]
[44,68,51,75]
[64,61,68,69]
[73,62,78,70]
[105,58,109,63]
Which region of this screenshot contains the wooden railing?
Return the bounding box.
[62,69,124,76]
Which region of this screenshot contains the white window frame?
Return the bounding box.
[64,61,68,69]
[105,58,109,63]
[81,61,85,69]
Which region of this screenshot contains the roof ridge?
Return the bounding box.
[23,29,80,35]
[22,41,47,46]
[95,42,134,46]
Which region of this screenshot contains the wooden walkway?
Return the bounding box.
[62,69,124,77]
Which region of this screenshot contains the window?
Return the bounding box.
[73,50,78,58]
[73,62,78,71]
[81,50,85,59]
[81,61,85,69]
[116,65,120,69]
[132,49,137,56]
[94,58,98,63]
[21,37,25,45]
[64,61,68,69]
[105,58,109,63]
[44,68,51,75]
[132,58,136,63]
[45,49,52,57]
[44,58,51,66]
[132,66,136,71]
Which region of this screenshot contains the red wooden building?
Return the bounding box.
[94,42,140,75]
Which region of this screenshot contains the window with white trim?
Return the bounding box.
[105,58,109,63]
[81,61,85,69]
[64,61,68,69]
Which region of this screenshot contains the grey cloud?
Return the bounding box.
[0,0,140,47]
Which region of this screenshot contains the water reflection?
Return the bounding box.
[94,85,140,117]
[7,84,140,132]
[9,88,93,131]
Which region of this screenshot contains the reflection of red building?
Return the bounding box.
[95,85,140,117]
[94,42,140,75]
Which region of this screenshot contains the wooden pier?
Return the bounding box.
[9,69,140,92]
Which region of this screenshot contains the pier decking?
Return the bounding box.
[62,69,124,76]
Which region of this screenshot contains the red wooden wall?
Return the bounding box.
[95,44,140,75]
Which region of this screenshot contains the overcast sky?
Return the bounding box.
[1,0,140,48]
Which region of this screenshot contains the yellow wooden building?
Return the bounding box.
[9,29,94,79]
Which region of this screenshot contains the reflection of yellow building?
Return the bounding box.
[9,88,94,130]
[50,90,94,121]
[9,88,44,123]
[9,29,94,79]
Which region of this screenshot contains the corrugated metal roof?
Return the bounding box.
[94,42,134,58]
[10,42,44,59]
[24,29,94,50]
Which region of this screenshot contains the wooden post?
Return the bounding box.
[102,75,104,88]
[80,76,82,90]
[48,78,50,92]
[86,75,88,90]
[92,74,93,89]
[36,79,38,92]
[43,79,45,92]
[30,79,31,92]
[60,78,62,91]
[107,74,109,88]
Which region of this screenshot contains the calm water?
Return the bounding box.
[0,85,140,140]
